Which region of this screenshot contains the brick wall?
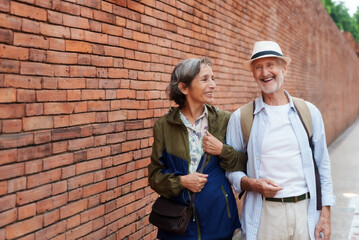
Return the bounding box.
[0,0,358,239]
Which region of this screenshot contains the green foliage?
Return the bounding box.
[321,0,359,43]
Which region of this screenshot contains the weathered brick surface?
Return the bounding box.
[0,0,359,239]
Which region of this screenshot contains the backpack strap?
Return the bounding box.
[292,97,312,138]
[292,97,322,210]
[240,101,255,146]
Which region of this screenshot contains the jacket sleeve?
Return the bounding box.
[220,144,247,172]
[215,110,247,172]
[147,120,183,199]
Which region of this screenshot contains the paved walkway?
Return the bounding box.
[330,117,359,240]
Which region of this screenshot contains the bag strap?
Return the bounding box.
[240,101,255,146]
[292,97,322,210]
[190,153,208,205]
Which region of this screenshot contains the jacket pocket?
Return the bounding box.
[221,185,231,218]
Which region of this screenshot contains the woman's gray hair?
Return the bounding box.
[166,58,212,108]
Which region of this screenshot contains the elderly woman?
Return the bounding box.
[148,58,246,240]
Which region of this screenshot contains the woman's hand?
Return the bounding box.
[202,131,223,155]
[180,172,208,192]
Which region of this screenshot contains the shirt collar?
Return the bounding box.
[255,90,296,115]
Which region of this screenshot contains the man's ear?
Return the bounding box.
[178,82,188,95]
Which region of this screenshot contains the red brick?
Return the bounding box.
[52,0,81,14]
[47,50,77,64]
[17,184,52,205]
[0,0,10,11]
[63,14,90,29]
[43,152,73,170]
[18,203,36,220]
[68,188,83,201]
[53,115,69,128]
[35,220,66,240]
[0,59,19,73]
[22,18,40,34]
[0,28,13,44]
[76,159,101,175]
[83,181,107,198]
[83,227,107,240]
[86,146,111,160]
[0,208,17,227]
[29,48,46,62]
[60,198,87,219]
[17,89,35,102]
[40,22,71,38]
[0,163,24,180]
[58,78,85,89]
[85,31,108,44]
[25,160,42,175]
[44,102,74,115]
[70,65,97,77]
[48,10,62,24]
[5,215,43,239]
[37,193,68,213]
[49,38,65,51]
[17,143,52,162]
[23,116,53,131]
[93,9,116,24]
[4,74,41,89]
[103,204,124,224]
[65,221,93,239]
[34,130,51,144]
[36,90,67,102]
[21,62,54,76]
[26,103,43,116]
[68,136,94,151]
[52,141,68,154]
[27,168,61,188]
[0,148,17,165]
[0,12,20,30]
[65,40,92,53]
[52,180,67,195]
[69,112,96,126]
[11,1,47,21]
[55,65,70,77]
[0,194,16,211]
[14,32,48,49]
[8,176,26,193]
[61,165,75,179]
[43,209,60,226]
[80,205,105,224]
[0,103,24,119]
[67,173,94,190]
[52,127,81,141]
[81,90,106,100]
[0,44,29,60]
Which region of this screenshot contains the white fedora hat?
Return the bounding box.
[244,41,292,70]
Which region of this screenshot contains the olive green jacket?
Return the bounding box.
[148,104,247,198]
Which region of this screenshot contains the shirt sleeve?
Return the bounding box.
[225,109,247,193]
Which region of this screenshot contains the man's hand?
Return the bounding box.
[202,131,223,155]
[241,176,283,197]
[180,172,208,193]
[315,206,331,240]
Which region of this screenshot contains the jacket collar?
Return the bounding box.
[166,104,219,130]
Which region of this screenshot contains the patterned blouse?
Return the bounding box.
[179,105,209,173]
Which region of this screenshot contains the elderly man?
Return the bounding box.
[226,41,335,240]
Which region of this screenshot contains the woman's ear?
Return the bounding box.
[178,82,188,95]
